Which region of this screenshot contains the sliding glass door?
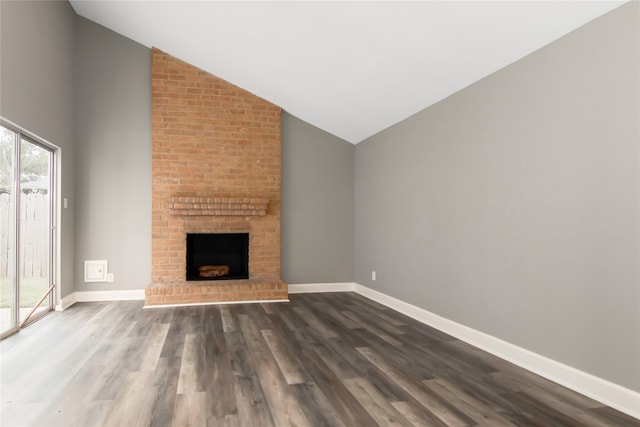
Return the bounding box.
[0,123,55,338]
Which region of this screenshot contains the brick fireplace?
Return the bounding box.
[144,49,288,306]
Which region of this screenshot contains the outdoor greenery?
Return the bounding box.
[0,128,14,190]
[0,277,49,308]
[1,127,50,190]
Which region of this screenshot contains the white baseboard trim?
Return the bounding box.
[288,282,356,293]
[143,299,290,309]
[352,283,640,420]
[55,292,77,311]
[75,289,145,303]
[55,289,145,310]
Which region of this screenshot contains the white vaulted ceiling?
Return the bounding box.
[69,1,626,144]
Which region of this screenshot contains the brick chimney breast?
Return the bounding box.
[146,48,287,306]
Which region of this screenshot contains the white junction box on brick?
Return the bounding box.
[84,260,108,282]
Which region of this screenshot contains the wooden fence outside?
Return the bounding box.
[0,191,49,279]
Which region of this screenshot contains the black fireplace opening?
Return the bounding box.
[186,233,249,281]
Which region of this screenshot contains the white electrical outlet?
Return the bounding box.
[107,273,114,283]
[372,271,376,281]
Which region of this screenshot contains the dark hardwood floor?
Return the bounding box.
[1,292,638,426]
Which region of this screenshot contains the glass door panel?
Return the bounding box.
[0,123,55,338]
[19,138,52,325]
[0,126,17,336]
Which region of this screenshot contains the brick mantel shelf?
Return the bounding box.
[170,196,269,216]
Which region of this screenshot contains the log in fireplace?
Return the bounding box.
[186,233,249,281]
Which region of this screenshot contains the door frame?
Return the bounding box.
[0,118,59,339]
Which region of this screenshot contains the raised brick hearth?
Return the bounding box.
[145,280,287,306]
[146,49,287,306]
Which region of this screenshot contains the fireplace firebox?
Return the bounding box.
[186,233,249,281]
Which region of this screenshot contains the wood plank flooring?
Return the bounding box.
[1,292,638,427]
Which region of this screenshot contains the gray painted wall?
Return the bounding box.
[282,113,354,284]
[74,17,152,292]
[354,2,639,392]
[0,0,76,298]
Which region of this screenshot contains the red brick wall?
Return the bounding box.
[146,49,286,305]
